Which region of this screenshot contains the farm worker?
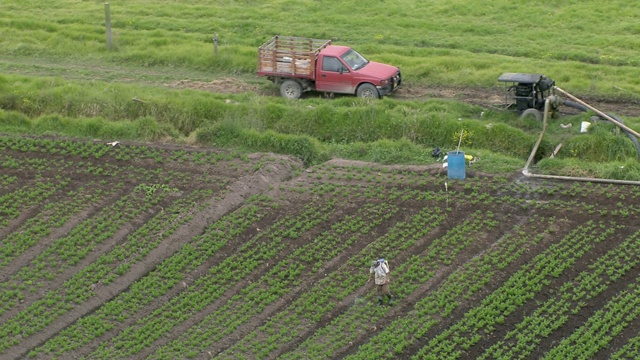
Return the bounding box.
[368,258,393,306]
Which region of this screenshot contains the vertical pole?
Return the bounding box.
[213,32,218,55]
[105,3,112,50]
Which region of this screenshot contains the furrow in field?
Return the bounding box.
[409,220,617,359]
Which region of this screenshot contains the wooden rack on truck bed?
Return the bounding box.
[258,36,331,78]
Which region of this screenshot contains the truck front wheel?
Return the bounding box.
[280,80,302,99]
[357,83,380,99]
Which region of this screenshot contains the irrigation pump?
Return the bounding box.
[498,72,640,158]
[498,73,561,121]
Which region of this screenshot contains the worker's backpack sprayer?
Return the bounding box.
[377,258,389,272]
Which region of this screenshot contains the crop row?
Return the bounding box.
[310,170,605,219]
[0,136,255,200]
[1,150,96,173]
[306,163,640,226]
[543,280,640,359]
[1,150,170,192]
[271,208,499,359]
[0,135,243,165]
[611,333,640,359]
[217,202,474,359]
[304,177,638,225]
[480,228,640,359]
[0,184,183,352]
[345,215,554,359]
[0,178,65,227]
[0,174,18,186]
[1,181,119,270]
[312,163,640,204]
[82,195,339,359]
[151,196,406,359]
[412,220,618,359]
[29,193,274,357]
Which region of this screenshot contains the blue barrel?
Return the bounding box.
[448,151,466,180]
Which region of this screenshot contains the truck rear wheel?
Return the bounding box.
[357,83,379,99]
[280,80,302,99]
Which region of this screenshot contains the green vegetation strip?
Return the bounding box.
[0,183,118,270]
[347,216,551,359]
[0,186,174,352]
[217,198,452,358]
[543,279,640,359]
[0,180,63,227]
[612,334,640,359]
[276,209,497,359]
[85,198,338,359]
[30,194,269,357]
[153,198,400,359]
[480,229,640,359]
[411,220,617,359]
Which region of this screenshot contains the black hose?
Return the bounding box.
[562,100,640,159]
[610,114,640,159]
[562,100,588,112]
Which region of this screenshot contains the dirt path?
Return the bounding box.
[3,55,640,117]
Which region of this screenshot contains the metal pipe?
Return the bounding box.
[554,86,640,138]
[522,97,640,185]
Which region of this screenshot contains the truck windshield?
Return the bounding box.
[341,49,369,71]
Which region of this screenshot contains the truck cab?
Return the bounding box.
[315,45,401,98]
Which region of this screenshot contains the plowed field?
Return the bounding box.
[2,134,640,359]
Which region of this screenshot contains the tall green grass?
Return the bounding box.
[3,0,640,94]
[0,110,178,141]
[3,70,638,178]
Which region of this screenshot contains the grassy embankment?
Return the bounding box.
[1,0,640,178]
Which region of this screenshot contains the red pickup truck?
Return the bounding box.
[258,36,402,99]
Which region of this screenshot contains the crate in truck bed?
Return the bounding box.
[258,36,331,78]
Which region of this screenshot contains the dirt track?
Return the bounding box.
[166,78,640,118]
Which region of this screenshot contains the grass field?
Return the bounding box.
[2,0,640,91]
